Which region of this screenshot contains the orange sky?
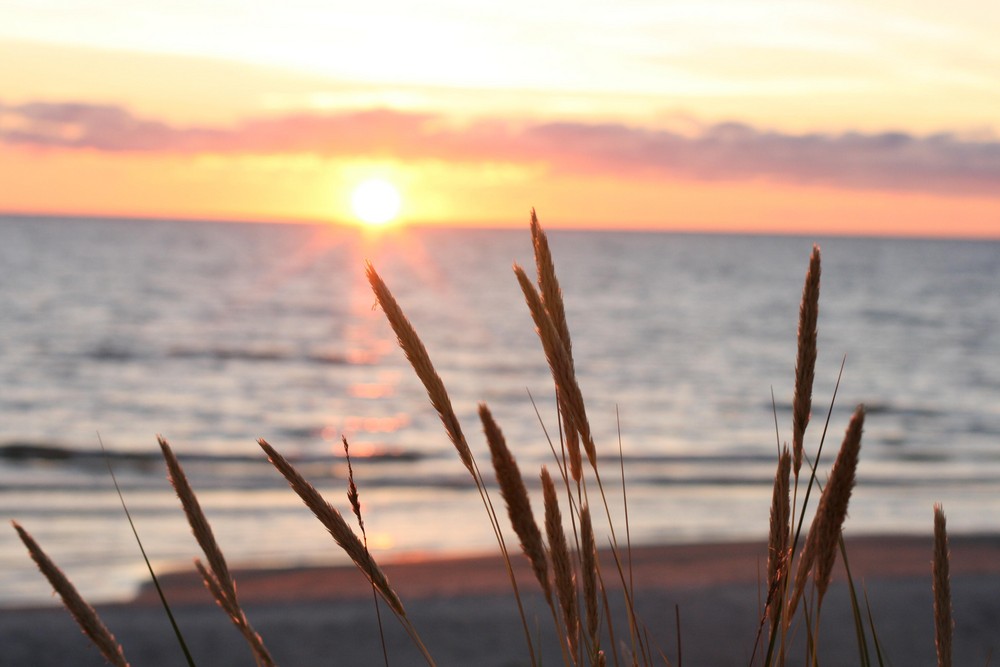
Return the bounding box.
[2,2,999,237]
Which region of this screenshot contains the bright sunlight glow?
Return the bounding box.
[351,178,402,226]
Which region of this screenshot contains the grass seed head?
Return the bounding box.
[933,504,953,667]
[481,403,552,603]
[367,261,474,475]
[792,244,821,477]
[13,521,130,667]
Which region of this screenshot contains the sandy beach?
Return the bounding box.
[4,534,999,666]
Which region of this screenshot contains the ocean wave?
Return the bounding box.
[85,344,374,366]
[167,346,292,362]
[763,399,945,420]
[87,342,139,362]
[862,401,944,419]
[0,441,425,466]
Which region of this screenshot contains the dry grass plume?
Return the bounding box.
[480,403,552,604]
[788,404,864,617]
[792,245,820,477]
[515,263,596,471]
[12,521,130,667]
[933,504,953,667]
[366,261,474,475]
[767,447,792,630]
[159,437,275,667]
[542,465,580,660]
[258,438,404,617]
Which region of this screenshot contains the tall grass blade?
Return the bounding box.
[344,436,390,667]
[838,535,871,667]
[863,587,889,667]
[675,604,683,667]
[100,436,196,667]
[615,406,635,618]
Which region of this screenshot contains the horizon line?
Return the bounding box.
[2,210,998,243]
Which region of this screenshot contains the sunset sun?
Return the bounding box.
[351,178,402,226]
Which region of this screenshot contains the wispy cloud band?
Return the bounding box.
[3,100,998,197]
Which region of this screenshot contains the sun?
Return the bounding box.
[351,178,402,226]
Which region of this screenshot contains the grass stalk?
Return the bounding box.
[480,402,574,665]
[344,436,390,667]
[259,438,437,666]
[257,440,404,613]
[838,534,872,667]
[368,261,539,666]
[863,587,889,667]
[101,436,196,667]
[792,245,821,478]
[768,448,792,632]
[782,356,847,631]
[933,504,953,667]
[579,503,601,662]
[787,405,865,619]
[159,437,275,667]
[531,210,584,484]
[515,263,596,470]
[516,247,643,660]
[12,522,130,667]
[543,465,581,662]
[481,404,553,605]
[366,262,474,475]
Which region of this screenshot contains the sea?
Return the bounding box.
[2,215,999,608]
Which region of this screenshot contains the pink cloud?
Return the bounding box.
[2,100,999,197]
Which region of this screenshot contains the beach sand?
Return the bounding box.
[4,535,999,666]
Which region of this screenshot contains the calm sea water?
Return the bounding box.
[2,215,999,607]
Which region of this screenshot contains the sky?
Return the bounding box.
[2,0,999,236]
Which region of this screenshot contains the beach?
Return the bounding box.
[5,534,999,666]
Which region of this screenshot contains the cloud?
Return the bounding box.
[528,121,1000,196]
[3,100,999,197]
[1,101,188,151]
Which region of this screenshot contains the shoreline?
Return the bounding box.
[129,533,1000,606]
[5,534,1000,665]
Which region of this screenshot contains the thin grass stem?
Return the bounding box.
[99,435,196,667]
[838,535,872,667]
[344,436,390,667]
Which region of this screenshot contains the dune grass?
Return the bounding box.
[12,212,955,666]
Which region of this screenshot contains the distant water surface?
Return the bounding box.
[2,216,999,606]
